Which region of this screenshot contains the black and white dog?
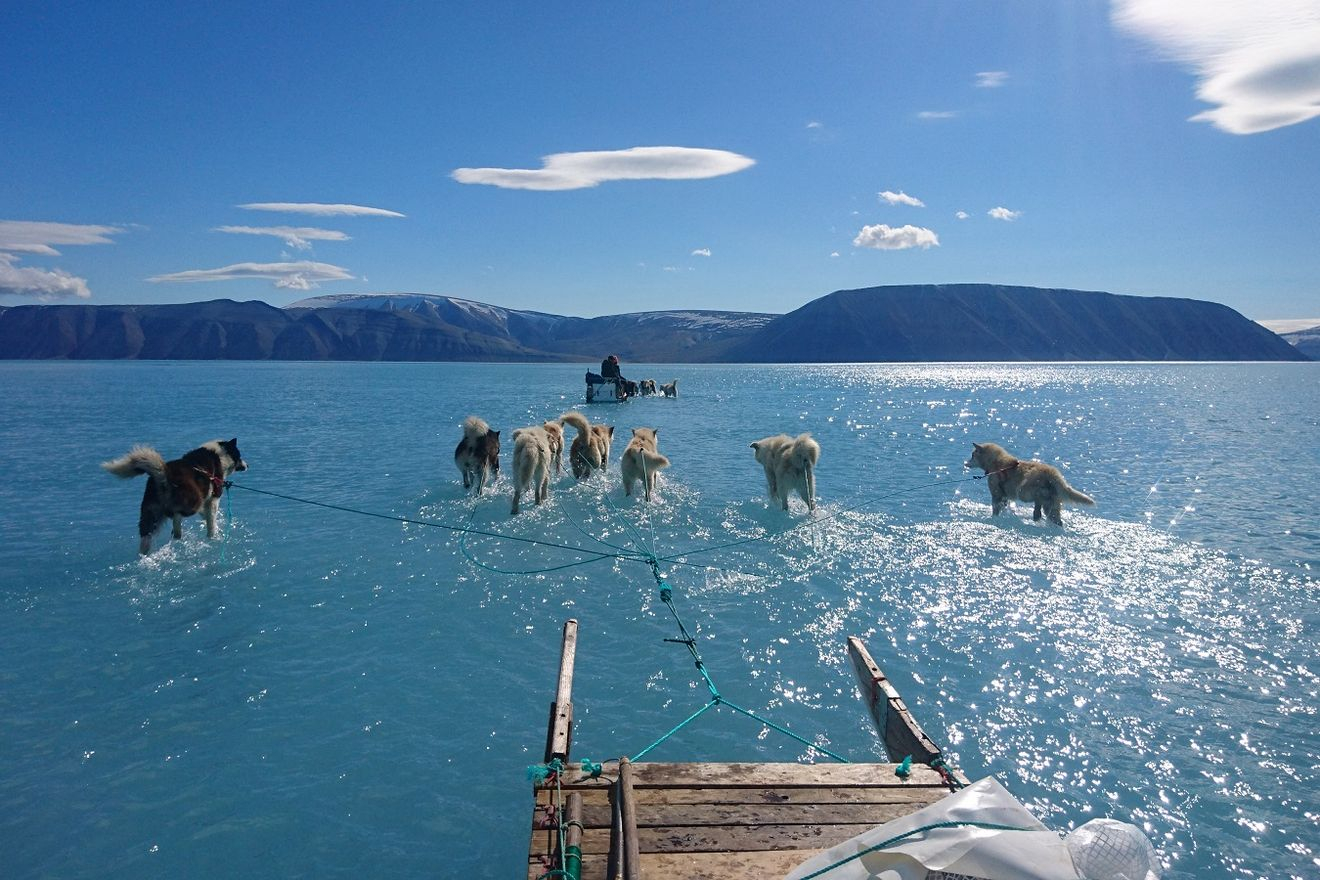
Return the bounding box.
[103,438,248,555]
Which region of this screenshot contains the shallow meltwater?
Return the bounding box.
[0,361,1316,879]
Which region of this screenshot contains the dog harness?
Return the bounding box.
[193,466,226,496]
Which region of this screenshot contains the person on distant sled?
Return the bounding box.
[585,354,629,401]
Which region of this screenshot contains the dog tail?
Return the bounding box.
[1061,483,1096,506]
[641,449,670,471]
[462,415,490,441]
[559,411,590,437]
[102,446,167,487]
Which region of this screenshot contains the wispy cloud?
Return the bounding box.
[238,203,405,218]
[0,220,125,299]
[853,224,940,250]
[148,261,354,290]
[988,206,1022,221]
[691,248,711,257]
[215,225,351,250]
[451,146,756,191]
[955,211,970,220]
[1113,0,1320,134]
[975,71,1010,88]
[879,190,926,207]
[806,121,824,129]
[917,110,959,120]
[0,220,124,256]
[0,253,90,299]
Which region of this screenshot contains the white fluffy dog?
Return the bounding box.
[750,433,820,511]
[510,425,554,514]
[620,427,670,502]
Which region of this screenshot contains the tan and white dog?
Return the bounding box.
[620,427,670,501]
[750,433,819,511]
[964,442,1095,525]
[639,379,658,396]
[560,411,613,480]
[510,424,555,514]
[542,419,565,474]
[660,380,678,398]
[102,438,248,555]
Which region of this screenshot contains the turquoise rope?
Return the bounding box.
[225,482,627,560]
[792,820,1034,880]
[458,500,646,576]
[717,696,850,763]
[629,699,719,762]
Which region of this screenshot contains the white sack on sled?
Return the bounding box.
[785,776,1077,880]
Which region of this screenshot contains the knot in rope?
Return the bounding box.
[929,756,964,791]
[894,754,913,779]
[526,757,565,784]
[579,759,602,779]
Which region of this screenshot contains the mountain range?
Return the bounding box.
[0,284,1307,362]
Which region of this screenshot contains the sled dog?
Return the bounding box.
[510,424,555,514]
[964,442,1095,525]
[661,380,678,398]
[454,416,501,494]
[560,411,614,480]
[620,427,670,502]
[102,438,248,555]
[750,433,820,512]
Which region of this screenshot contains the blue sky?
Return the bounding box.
[2,1,1318,322]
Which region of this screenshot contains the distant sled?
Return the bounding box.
[584,371,629,403]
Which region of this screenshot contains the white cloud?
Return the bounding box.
[0,252,90,299]
[0,220,125,299]
[1113,0,1320,134]
[0,220,124,255]
[215,225,351,250]
[451,146,756,191]
[806,121,824,129]
[988,206,1022,221]
[956,211,970,220]
[975,71,1010,88]
[879,190,926,207]
[691,248,712,257]
[148,261,354,290]
[853,224,940,250]
[830,251,841,258]
[917,110,959,120]
[238,202,405,218]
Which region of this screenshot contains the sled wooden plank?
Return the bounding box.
[555,761,947,789]
[529,848,824,880]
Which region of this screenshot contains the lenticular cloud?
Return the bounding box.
[1113,0,1320,134]
[852,224,940,251]
[451,146,756,191]
[215,226,351,250]
[148,261,354,290]
[238,203,405,218]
